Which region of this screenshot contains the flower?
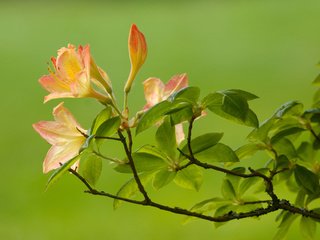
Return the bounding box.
[39,44,111,103]
[33,103,87,173]
[143,74,188,144]
[124,24,147,93]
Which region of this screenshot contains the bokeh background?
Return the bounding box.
[1,0,320,239]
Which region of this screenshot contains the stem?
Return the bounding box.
[118,130,151,202]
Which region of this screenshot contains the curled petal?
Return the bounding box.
[175,124,185,146]
[143,77,165,109]
[164,73,188,98]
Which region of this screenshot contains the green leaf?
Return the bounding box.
[170,86,200,105]
[219,91,249,121]
[113,172,155,209]
[248,117,276,142]
[190,197,226,213]
[224,89,259,101]
[271,127,305,143]
[300,216,316,240]
[96,116,121,137]
[80,152,102,186]
[195,143,239,163]
[156,118,177,159]
[136,101,172,134]
[201,92,222,109]
[225,167,246,193]
[91,107,112,134]
[135,145,168,160]
[114,152,167,173]
[213,204,234,228]
[275,101,303,118]
[174,165,203,191]
[152,169,176,190]
[272,138,297,159]
[274,212,298,240]
[221,179,236,200]
[312,73,320,86]
[235,143,266,160]
[297,142,316,164]
[180,132,223,157]
[239,177,260,197]
[169,106,194,125]
[294,165,319,194]
[46,155,80,190]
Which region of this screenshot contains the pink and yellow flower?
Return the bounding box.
[143,73,188,144]
[33,103,87,173]
[39,44,111,103]
[125,24,147,93]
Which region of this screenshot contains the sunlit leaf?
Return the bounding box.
[113,172,155,209]
[174,165,203,191]
[300,216,316,240]
[170,86,200,105]
[180,132,223,157]
[152,168,176,190]
[221,179,236,200]
[156,117,177,159]
[235,143,266,160]
[195,143,239,163]
[96,116,121,138]
[136,101,172,134]
[274,101,303,118]
[91,107,112,134]
[80,152,102,186]
[46,155,80,190]
[248,117,276,142]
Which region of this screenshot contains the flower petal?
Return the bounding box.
[175,124,185,146]
[164,73,188,98]
[43,139,83,173]
[39,75,69,93]
[143,77,165,109]
[56,45,83,80]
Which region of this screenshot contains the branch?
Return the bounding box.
[117,129,151,203]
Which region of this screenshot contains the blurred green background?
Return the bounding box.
[1,0,320,239]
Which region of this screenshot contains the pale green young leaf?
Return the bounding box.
[248,116,276,142]
[272,138,297,159]
[235,143,266,160]
[180,132,223,157]
[152,168,176,190]
[135,145,168,160]
[96,116,121,138]
[114,152,167,173]
[274,212,298,240]
[91,107,112,134]
[174,165,203,191]
[136,101,172,134]
[225,167,246,193]
[46,155,80,190]
[156,118,177,159]
[195,143,239,163]
[80,152,102,186]
[221,179,236,200]
[270,127,305,144]
[239,177,260,197]
[113,172,155,209]
[213,204,234,228]
[300,216,316,240]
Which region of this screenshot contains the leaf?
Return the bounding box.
[248,117,276,142]
[152,168,176,190]
[96,116,121,137]
[80,152,102,186]
[224,89,259,101]
[91,107,112,134]
[190,197,226,213]
[294,165,319,194]
[297,142,316,164]
[271,127,305,144]
[213,204,234,228]
[170,86,200,105]
[312,73,320,86]
[136,101,172,134]
[156,117,177,159]
[221,179,236,200]
[239,177,260,197]
[195,143,239,163]
[225,167,246,193]
[274,101,303,118]
[46,155,80,190]
[113,172,155,209]
[219,91,249,121]
[169,106,194,125]
[174,165,203,191]
[114,152,167,173]
[180,132,223,157]
[300,216,316,240]
[235,143,266,160]
[135,144,168,160]
[272,138,297,159]
[274,212,298,240]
